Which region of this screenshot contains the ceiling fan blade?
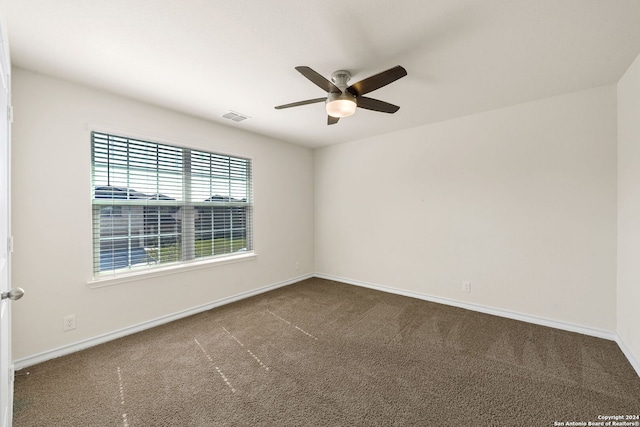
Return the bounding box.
[357,97,400,113]
[328,115,340,125]
[275,97,326,109]
[347,65,407,96]
[296,66,341,93]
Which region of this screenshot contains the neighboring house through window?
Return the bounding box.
[91,131,253,276]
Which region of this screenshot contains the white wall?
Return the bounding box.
[10,66,629,366]
[315,85,618,332]
[617,52,640,368]
[10,68,314,360]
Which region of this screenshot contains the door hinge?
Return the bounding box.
[7,105,13,123]
[7,235,13,253]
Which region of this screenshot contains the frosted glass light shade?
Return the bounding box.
[326,98,357,118]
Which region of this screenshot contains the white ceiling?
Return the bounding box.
[4,0,640,148]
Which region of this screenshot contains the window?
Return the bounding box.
[91,131,253,277]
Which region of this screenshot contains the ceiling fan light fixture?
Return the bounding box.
[274,65,406,125]
[326,93,357,118]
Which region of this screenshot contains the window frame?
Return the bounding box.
[90,130,255,282]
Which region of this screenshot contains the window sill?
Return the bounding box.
[88,252,257,288]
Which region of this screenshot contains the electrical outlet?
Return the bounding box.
[462,282,471,293]
[63,315,76,332]
[295,262,300,272]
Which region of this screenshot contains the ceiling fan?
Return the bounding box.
[275,65,407,125]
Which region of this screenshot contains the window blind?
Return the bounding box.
[91,131,252,276]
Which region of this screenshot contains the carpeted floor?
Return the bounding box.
[12,278,640,426]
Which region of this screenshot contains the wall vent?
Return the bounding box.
[222,111,250,122]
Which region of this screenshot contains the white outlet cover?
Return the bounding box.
[63,315,77,331]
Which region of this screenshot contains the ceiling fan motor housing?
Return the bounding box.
[326,90,356,103]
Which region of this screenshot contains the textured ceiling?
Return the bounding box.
[4,0,640,148]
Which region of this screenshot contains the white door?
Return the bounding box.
[0,17,14,427]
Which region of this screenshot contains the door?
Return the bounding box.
[0,17,12,427]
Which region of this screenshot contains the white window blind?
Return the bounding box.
[91,131,252,276]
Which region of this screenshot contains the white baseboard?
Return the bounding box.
[615,335,640,378]
[314,273,618,340]
[13,273,313,370]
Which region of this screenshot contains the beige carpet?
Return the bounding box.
[13,278,640,426]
